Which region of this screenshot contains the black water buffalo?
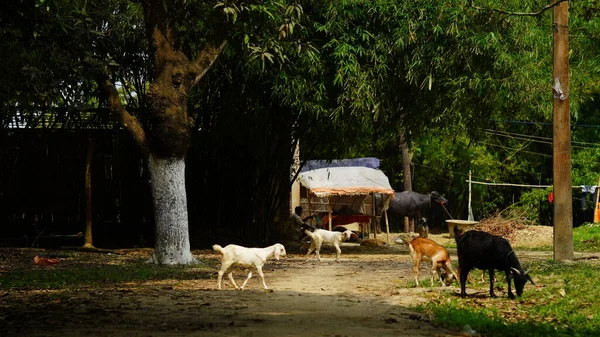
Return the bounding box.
[376,191,448,231]
[388,191,447,218]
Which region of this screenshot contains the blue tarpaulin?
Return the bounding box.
[300,157,381,172]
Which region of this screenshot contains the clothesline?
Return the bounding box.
[466,180,598,189]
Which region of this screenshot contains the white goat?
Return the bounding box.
[303,228,354,262]
[212,243,286,290]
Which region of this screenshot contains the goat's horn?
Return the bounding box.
[510,267,521,275]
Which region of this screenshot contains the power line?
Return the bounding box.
[467,180,552,188]
[480,142,552,158]
[491,119,600,128]
[467,179,597,189]
[486,129,600,147]
[485,130,600,150]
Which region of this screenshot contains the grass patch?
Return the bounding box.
[0,259,217,290]
[415,260,600,337]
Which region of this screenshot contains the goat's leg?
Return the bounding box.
[315,240,323,262]
[256,266,269,290]
[488,269,496,298]
[217,271,225,290]
[413,259,421,287]
[334,243,342,263]
[227,272,240,289]
[240,271,253,290]
[305,247,313,260]
[305,241,316,260]
[217,262,234,290]
[505,270,515,299]
[459,266,470,297]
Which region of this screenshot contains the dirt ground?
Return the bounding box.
[0,225,592,337]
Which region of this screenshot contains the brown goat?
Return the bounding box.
[396,235,458,287]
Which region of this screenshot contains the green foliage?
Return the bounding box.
[3,0,600,237]
[417,260,600,337]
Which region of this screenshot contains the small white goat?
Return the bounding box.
[212,243,286,290]
[303,227,354,262]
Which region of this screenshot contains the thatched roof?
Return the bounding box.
[297,167,394,198]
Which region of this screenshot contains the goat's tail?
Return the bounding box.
[212,244,224,254]
[303,228,316,239]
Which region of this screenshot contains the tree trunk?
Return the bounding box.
[83,135,94,248]
[147,154,195,265]
[400,131,413,232]
[98,2,227,264]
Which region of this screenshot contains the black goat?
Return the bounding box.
[454,227,534,298]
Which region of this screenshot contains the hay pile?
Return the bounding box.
[470,211,534,244]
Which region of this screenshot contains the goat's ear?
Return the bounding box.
[274,246,281,260]
[526,274,535,285]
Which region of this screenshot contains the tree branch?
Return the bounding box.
[191,39,228,87]
[100,76,150,157]
[469,0,569,17]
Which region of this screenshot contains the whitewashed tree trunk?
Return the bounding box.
[148,155,196,265]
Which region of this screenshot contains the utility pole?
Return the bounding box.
[552,1,573,261]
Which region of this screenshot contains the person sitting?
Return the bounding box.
[291,206,317,241]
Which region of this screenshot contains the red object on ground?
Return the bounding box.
[33,256,60,266]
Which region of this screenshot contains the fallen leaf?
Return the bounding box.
[559,289,566,297]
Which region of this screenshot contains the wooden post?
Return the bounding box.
[594,177,600,223]
[371,193,376,239]
[384,209,390,245]
[468,170,474,221]
[327,199,333,231]
[552,1,573,261]
[290,141,301,211]
[307,193,312,225]
[83,136,94,248]
[595,177,600,206]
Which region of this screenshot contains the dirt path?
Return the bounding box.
[7,226,594,337]
[3,244,463,337]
